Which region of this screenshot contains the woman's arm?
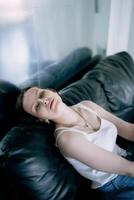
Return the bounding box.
[82,101,134,142]
[58,132,134,177]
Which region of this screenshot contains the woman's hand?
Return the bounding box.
[128,161,134,177]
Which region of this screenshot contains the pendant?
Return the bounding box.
[86,123,89,128]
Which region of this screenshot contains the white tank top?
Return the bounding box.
[55,103,127,189]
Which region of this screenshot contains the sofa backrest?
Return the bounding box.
[60,51,134,122]
[20,47,94,90]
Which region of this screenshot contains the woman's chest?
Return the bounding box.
[74,106,101,132]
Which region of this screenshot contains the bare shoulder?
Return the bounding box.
[80,100,102,112]
[57,130,83,147]
[80,100,115,118]
[57,130,85,157]
[73,100,97,110]
[80,100,92,106]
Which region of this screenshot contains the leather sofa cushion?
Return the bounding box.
[0,80,20,140]
[0,123,82,200]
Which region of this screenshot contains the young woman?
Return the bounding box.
[16,86,134,199]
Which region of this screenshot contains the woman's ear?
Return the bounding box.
[45,119,50,124]
[39,118,50,124]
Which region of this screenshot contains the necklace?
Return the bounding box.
[73,107,92,129]
[74,108,100,132]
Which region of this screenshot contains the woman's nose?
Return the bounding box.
[44,98,48,104]
[39,98,48,105]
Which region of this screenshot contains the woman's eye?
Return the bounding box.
[35,103,40,111]
[39,91,44,99]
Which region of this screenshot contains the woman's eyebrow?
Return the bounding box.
[30,89,38,112]
[35,88,40,98]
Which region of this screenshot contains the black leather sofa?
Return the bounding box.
[0,47,134,200]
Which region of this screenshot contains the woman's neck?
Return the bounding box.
[53,103,82,127]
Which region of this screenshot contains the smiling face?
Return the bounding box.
[22,87,63,121]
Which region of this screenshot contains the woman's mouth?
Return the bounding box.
[50,99,54,109]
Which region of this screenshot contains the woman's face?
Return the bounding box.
[23,87,63,120]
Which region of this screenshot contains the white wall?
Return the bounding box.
[94,0,111,56]
[106,0,133,56]
[0,0,111,84]
[32,0,96,61]
[128,1,134,58]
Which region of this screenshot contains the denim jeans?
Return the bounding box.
[97,154,134,200]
